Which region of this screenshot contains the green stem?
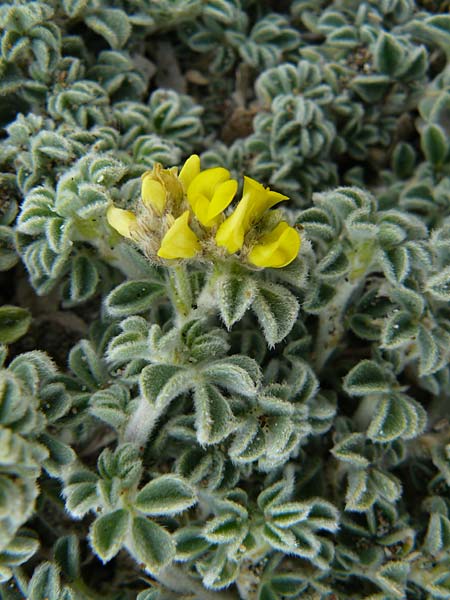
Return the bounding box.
[123,395,164,448]
[167,264,193,323]
[156,565,238,600]
[313,279,362,372]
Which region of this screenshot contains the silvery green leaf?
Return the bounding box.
[374,561,409,597]
[266,502,310,528]
[69,340,108,390]
[174,526,210,562]
[28,562,60,600]
[302,281,336,314]
[332,433,369,467]
[66,255,98,304]
[41,434,75,471]
[345,470,376,512]
[421,124,448,166]
[203,513,246,544]
[140,364,189,407]
[424,513,450,556]
[193,384,235,445]
[63,469,98,518]
[426,267,450,301]
[261,523,297,553]
[307,499,339,532]
[135,475,196,516]
[392,142,416,179]
[375,32,404,76]
[202,357,258,397]
[351,75,391,102]
[85,9,131,49]
[131,516,175,573]
[381,311,418,349]
[316,243,349,279]
[217,271,257,329]
[62,0,89,18]
[252,282,299,346]
[417,326,441,376]
[0,306,31,344]
[367,394,425,442]
[105,280,165,317]
[371,469,402,503]
[90,509,129,563]
[54,535,80,581]
[343,360,391,395]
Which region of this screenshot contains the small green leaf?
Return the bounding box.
[421,124,448,165]
[90,509,130,563]
[0,305,31,344]
[375,33,404,76]
[131,516,175,573]
[140,364,189,407]
[267,501,310,528]
[105,280,165,317]
[135,475,196,516]
[367,396,407,442]
[193,384,235,444]
[174,526,210,562]
[67,255,99,303]
[343,360,391,395]
[85,8,131,49]
[382,311,418,349]
[426,267,450,301]
[217,272,256,329]
[203,513,245,543]
[54,535,80,581]
[252,282,299,346]
[28,562,60,600]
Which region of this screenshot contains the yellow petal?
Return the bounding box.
[142,174,166,214]
[215,194,251,253]
[243,176,289,223]
[178,154,201,190]
[107,206,138,239]
[215,178,289,253]
[157,210,201,259]
[248,222,301,268]
[187,167,232,225]
[207,179,238,223]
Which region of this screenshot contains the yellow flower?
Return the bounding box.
[178,155,237,228]
[248,222,300,268]
[141,174,166,215]
[178,154,201,190]
[157,210,201,259]
[107,206,138,239]
[215,176,289,253]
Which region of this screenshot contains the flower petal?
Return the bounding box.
[248,222,301,268]
[107,206,138,239]
[243,176,289,223]
[141,175,166,214]
[157,211,201,259]
[179,154,201,190]
[215,196,251,253]
[207,179,238,223]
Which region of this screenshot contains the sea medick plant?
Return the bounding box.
[1,0,450,599]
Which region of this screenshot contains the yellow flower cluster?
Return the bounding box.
[107,155,300,269]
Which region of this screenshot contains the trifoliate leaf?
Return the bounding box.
[90,509,130,563]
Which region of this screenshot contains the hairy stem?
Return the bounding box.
[156,565,238,600]
[167,264,193,323]
[314,279,363,372]
[123,395,163,447]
